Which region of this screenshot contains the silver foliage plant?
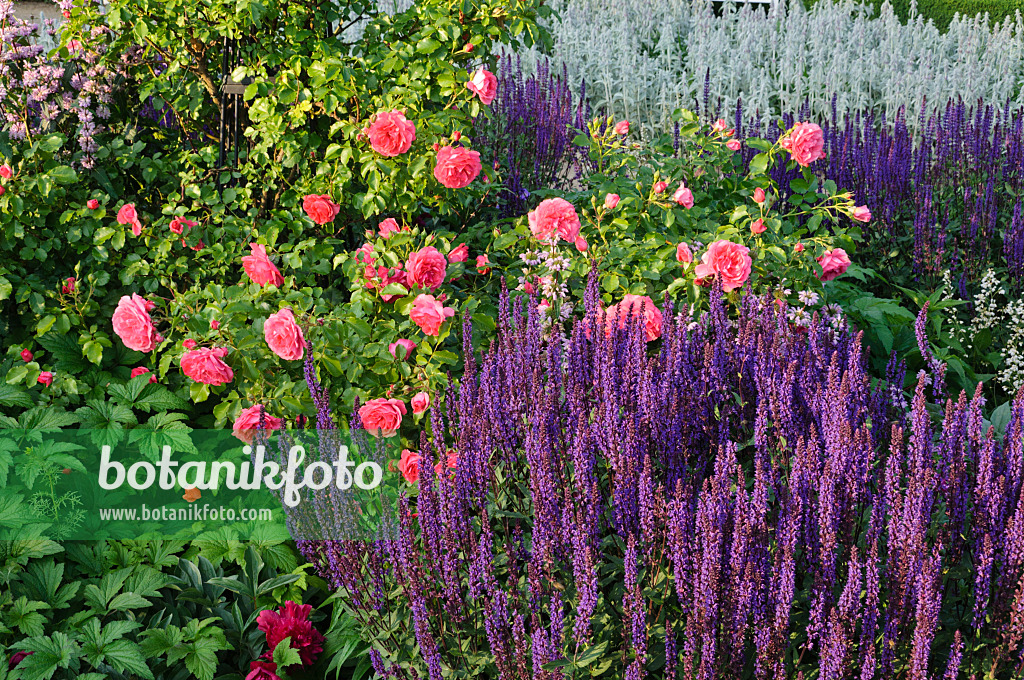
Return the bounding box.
[511,0,1024,137]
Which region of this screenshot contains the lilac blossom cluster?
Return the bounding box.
[474,55,593,216]
[0,3,130,168]
[295,278,1024,679]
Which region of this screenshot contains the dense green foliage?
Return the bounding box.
[804,0,1022,29]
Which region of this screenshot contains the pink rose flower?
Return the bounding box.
[131,366,157,383]
[712,119,727,133]
[753,187,766,204]
[20,348,32,362]
[673,183,694,208]
[302,194,340,225]
[406,246,448,290]
[528,197,580,243]
[614,120,630,135]
[366,110,416,157]
[727,139,741,151]
[364,265,408,302]
[794,242,805,253]
[181,347,234,385]
[0,186,6,196]
[233,405,285,444]
[112,293,158,352]
[409,294,455,336]
[817,248,851,282]
[604,193,620,210]
[264,308,305,361]
[61,277,76,294]
[575,236,589,252]
[604,294,664,342]
[433,146,481,189]
[693,240,752,292]
[0,164,11,179]
[677,242,692,264]
[182,339,197,350]
[87,198,99,209]
[780,122,825,167]
[169,216,197,235]
[116,203,142,236]
[465,68,498,105]
[37,371,53,386]
[411,391,430,414]
[211,319,220,330]
[242,243,285,287]
[476,254,491,274]
[398,449,421,483]
[751,218,766,234]
[852,205,871,223]
[653,181,667,194]
[434,449,458,475]
[389,339,417,360]
[246,661,280,680]
[355,242,376,266]
[359,398,407,437]
[378,217,406,238]
[449,243,469,263]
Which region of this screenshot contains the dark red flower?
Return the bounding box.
[245,660,280,680]
[8,651,33,670]
[256,601,324,667]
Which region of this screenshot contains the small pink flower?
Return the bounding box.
[87,198,99,209]
[378,217,406,238]
[389,339,417,360]
[794,242,805,253]
[169,216,197,235]
[366,110,416,157]
[476,254,491,274]
[264,308,305,361]
[117,203,143,236]
[464,42,474,52]
[409,294,456,336]
[465,68,498,105]
[449,243,469,263]
[528,197,580,243]
[604,193,620,210]
[852,205,871,223]
[411,391,430,414]
[0,164,11,179]
[182,339,197,350]
[677,243,692,264]
[61,277,75,294]
[37,371,53,386]
[653,181,668,194]
[211,319,220,330]
[20,349,32,362]
[673,183,694,208]
[693,240,752,292]
[355,242,376,266]
[817,248,851,282]
[245,660,280,680]
[751,218,766,234]
[780,122,825,167]
[726,139,741,151]
[712,119,727,133]
[302,194,340,225]
[398,449,421,483]
[434,449,458,475]
[434,146,482,189]
[614,120,630,135]
[753,187,766,204]
[242,243,285,287]
[112,294,158,352]
[359,398,407,437]
[181,347,234,385]
[604,295,664,342]
[575,236,589,252]
[406,246,448,290]
[0,186,5,196]
[233,405,284,444]
[131,366,158,383]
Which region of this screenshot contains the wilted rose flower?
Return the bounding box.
[366,110,416,157]
[242,243,285,287]
[465,68,498,105]
[264,308,305,361]
[433,146,481,189]
[181,347,234,385]
[359,398,407,437]
[112,294,158,352]
[233,405,284,444]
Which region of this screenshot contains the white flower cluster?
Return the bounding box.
[998,299,1024,393]
[511,0,1024,139]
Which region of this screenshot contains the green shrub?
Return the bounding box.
[803,0,1022,29]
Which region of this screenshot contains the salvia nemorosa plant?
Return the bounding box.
[293,276,1024,679]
